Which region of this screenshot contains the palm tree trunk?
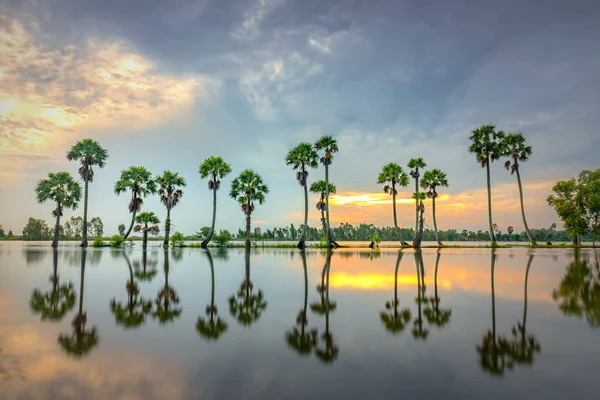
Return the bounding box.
[245,200,252,248]
[163,207,171,247]
[299,169,308,249]
[81,178,89,247]
[414,173,419,237]
[143,230,148,250]
[202,184,218,248]
[432,192,442,245]
[320,194,327,234]
[392,183,408,246]
[515,165,536,246]
[486,159,497,245]
[325,164,333,247]
[53,202,61,248]
[123,194,137,240]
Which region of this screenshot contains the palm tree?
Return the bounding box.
[314,136,339,248]
[197,250,228,340]
[30,249,76,321]
[421,169,449,245]
[35,172,82,248]
[408,158,427,235]
[66,139,108,247]
[311,249,338,363]
[285,143,319,249]
[286,250,318,354]
[229,169,269,248]
[110,253,152,329]
[133,212,160,250]
[199,157,232,248]
[423,249,452,328]
[380,251,412,333]
[412,250,429,340]
[468,125,506,245]
[114,166,157,240]
[58,250,99,358]
[310,180,337,235]
[377,163,410,246]
[153,250,182,324]
[156,170,186,247]
[503,133,537,245]
[229,247,267,326]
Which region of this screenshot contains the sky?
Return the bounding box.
[0,0,599,236]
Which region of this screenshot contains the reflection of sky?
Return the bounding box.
[1,243,599,399]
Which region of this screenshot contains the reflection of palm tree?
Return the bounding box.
[229,248,267,326]
[552,249,600,327]
[286,250,318,355]
[30,249,76,322]
[411,250,429,340]
[152,250,182,324]
[424,249,451,328]
[58,250,99,358]
[133,251,158,282]
[110,253,152,329]
[311,249,339,363]
[197,250,228,340]
[380,251,411,334]
[506,254,541,365]
[476,250,510,375]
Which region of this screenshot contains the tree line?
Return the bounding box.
[17,127,600,248]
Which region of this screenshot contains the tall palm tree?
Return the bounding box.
[110,253,152,329]
[66,138,108,247]
[380,251,412,333]
[35,172,82,248]
[503,133,537,245]
[229,169,269,248]
[114,166,157,240]
[197,250,228,340]
[156,170,186,247]
[421,169,449,245]
[133,212,160,250]
[423,249,452,328]
[198,156,232,248]
[286,143,319,249]
[58,250,99,358]
[286,250,318,354]
[152,250,182,324]
[468,125,506,245]
[229,247,267,326]
[314,136,339,248]
[310,180,337,235]
[30,249,76,321]
[408,158,427,236]
[378,163,410,246]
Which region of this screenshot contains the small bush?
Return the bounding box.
[171,231,185,248]
[213,230,231,247]
[92,236,104,247]
[109,235,125,248]
[315,236,329,248]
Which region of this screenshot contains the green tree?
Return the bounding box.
[35,172,82,247]
[310,180,337,235]
[134,212,160,250]
[110,253,152,329]
[30,250,76,321]
[380,252,412,334]
[197,250,228,340]
[286,251,318,354]
[378,163,410,246]
[0,225,5,238]
[408,158,427,238]
[229,248,267,326]
[114,166,157,240]
[156,170,186,247]
[66,138,108,247]
[153,251,182,324]
[468,124,506,245]
[118,224,126,237]
[547,179,587,245]
[229,169,269,248]
[199,156,232,248]
[579,169,600,246]
[314,136,339,248]
[502,133,536,245]
[89,216,104,238]
[420,169,449,245]
[22,218,53,241]
[286,143,319,249]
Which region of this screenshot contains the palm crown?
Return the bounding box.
[134,212,160,231]
[199,156,232,190]
[378,163,409,195]
[503,133,532,174]
[407,157,427,179]
[36,172,82,215]
[285,142,319,185]
[421,169,449,198]
[310,180,337,195]
[468,124,506,166]
[156,171,186,210]
[114,166,157,212]
[229,169,269,214]
[314,136,339,165]
[66,138,108,182]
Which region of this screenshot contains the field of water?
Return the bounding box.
[1,242,598,399]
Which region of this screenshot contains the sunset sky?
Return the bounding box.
[1,0,599,236]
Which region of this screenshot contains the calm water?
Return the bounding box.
[0,242,598,400]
